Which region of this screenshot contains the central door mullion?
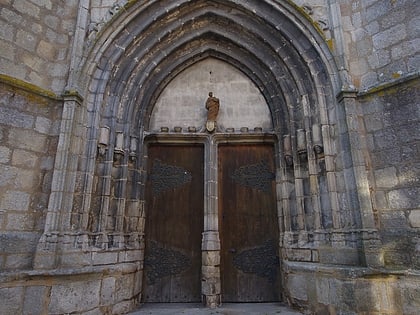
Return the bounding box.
[201,137,222,307]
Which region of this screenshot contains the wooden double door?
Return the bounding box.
[143,143,279,302]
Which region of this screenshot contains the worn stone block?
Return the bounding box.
[384,250,412,268]
[388,188,420,210]
[1,7,23,24]
[119,249,143,263]
[112,300,134,315]
[8,129,48,153]
[100,277,116,305]
[285,248,312,262]
[316,277,340,306]
[0,146,11,164]
[380,211,408,229]
[49,280,101,314]
[202,251,220,266]
[13,168,37,190]
[0,287,24,315]
[0,19,15,42]
[0,107,34,129]
[1,190,31,211]
[202,266,220,278]
[92,251,118,265]
[408,210,420,228]
[374,191,388,210]
[402,280,420,315]
[34,116,52,134]
[4,253,33,269]
[6,213,35,231]
[115,274,134,301]
[0,232,39,255]
[318,247,360,266]
[16,29,38,52]
[11,149,38,168]
[287,273,308,301]
[202,281,221,295]
[23,286,48,315]
[374,167,398,188]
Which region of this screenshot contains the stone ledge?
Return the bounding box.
[357,71,420,97]
[283,260,420,279]
[0,74,61,100]
[0,262,139,285]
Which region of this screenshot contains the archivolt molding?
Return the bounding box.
[80,0,340,134]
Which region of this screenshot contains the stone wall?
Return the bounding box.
[0,263,142,315]
[340,0,420,90]
[360,76,420,269]
[0,77,61,271]
[0,0,77,93]
[284,261,420,315]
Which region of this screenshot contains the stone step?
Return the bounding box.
[129,302,304,315]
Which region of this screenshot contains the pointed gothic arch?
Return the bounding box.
[36,0,382,308]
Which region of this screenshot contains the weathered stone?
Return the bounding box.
[6,213,35,231]
[0,107,34,129]
[408,210,420,228]
[402,280,420,315]
[115,274,134,301]
[100,277,116,305]
[388,188,420,210]
[1,190,31,211]
[112,300,134,315]
[202,251,220,266]
[0,146,11,164]
[374,167,398,188]
[13,0,41,18]
[11,149,38,168]
[16,29,38,52]
[23,286,47,315]
[92,251,118,265]
[287,274,308,301]
[8,129,48,153]
[0,232,39,254]
[318,247,361,265]
[49,280,101,314]
[0,287,24,315]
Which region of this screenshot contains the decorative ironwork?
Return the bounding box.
[233,239,279,283]
[231,160,275,193]
[144,240,192,284]
[150,159,192,195]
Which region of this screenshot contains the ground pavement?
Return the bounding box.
[129,303,304,315]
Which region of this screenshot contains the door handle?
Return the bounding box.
[229,248,236,253]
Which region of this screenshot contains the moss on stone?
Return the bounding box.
[0,74,60,101]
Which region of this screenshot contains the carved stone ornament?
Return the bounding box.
[233,239,279,282]
[144,240,192,284]
[231,160,275,193]
[206,120,216,132]
[150,159,192,195]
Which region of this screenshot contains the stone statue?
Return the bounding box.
[205,92,220,121]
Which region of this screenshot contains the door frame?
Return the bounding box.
[142,133,281,305]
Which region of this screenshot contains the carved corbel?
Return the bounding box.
[283,135,293,167]
[297,129,307,162]
[312,123,324,155]
[97,126,110,156]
